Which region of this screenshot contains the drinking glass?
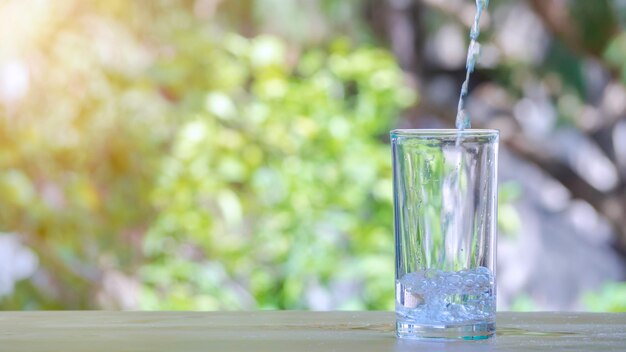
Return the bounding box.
[391,129,499,340]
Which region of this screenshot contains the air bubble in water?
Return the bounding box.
[396,267,495,324]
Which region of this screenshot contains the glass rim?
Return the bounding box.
[390,129,499,137]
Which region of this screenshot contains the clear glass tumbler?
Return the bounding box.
[391,129,499,340]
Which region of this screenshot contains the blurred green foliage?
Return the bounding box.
[0,0,172,308]
[584,283,626,312]
[571,0,616,55]
[0,0,414,310]
[498,182,523,238]
[510,294,537,312]
[141,33,414,310]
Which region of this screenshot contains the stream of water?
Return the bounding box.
[455,0,489,130]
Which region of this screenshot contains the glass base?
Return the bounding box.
[396,321,495,340]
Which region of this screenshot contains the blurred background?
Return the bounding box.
[0,0,625,312]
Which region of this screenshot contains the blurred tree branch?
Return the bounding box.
[506,134,626,255]
[526,0,626,252]
[527,0,587,56]
[369,0,626,254]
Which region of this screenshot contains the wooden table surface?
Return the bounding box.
[0,311,625,351]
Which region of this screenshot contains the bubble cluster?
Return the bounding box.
[396,267,495,325]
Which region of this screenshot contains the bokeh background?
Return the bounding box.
[1,0,625,312]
